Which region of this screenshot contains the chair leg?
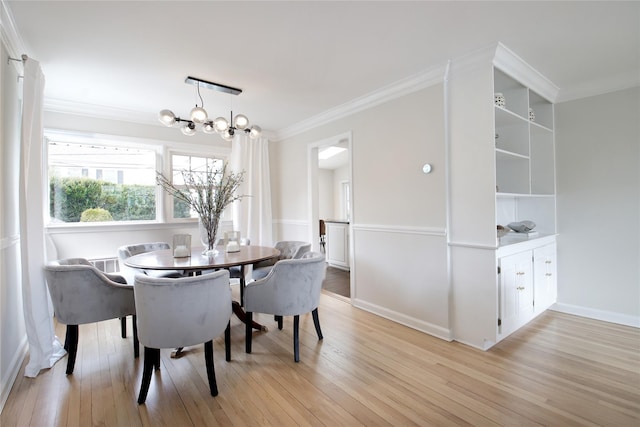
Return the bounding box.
[64,326,70,351]
[239,273,245,306]
[245,312,253,353]
[153,347,161,371]
[204,340,218,396]
[120,317,127,338]
[275,315,283,330]
[65,325,79,375]
[225,321,231,362]
[138,347,159,404]
[132,315,139,358]
[293,315,300,363]
[312,308,323,340]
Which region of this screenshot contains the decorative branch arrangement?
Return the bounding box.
[156,163,245,253]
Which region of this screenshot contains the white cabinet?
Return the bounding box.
[499,251,534,338]
[325,221,349,270]
[533,243,557,315]
[497,241,557,340]
[449,43,559,350]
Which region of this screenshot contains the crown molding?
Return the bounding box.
[447,42,560,103]
[555,71,640,103]
[1,0,25,73]
[44,98,158,125]
[274,63,447,141]
[493,42,559,103]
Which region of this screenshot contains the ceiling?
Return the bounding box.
[5,1,639,138]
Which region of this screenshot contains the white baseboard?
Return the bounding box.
[352,298,453,342]
[551,303,640,328]
[1,335,28,414]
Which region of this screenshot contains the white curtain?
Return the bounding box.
[229,135,273,246]
[20,58,65,377]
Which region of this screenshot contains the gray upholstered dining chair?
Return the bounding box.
[134,270,232,404]
[244,251,326,362]
[117,242,184,285]
[252,241,311,280]
[43,258,138,375]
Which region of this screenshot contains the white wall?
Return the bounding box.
[272,85,451,339]
[0,41,27,412]
[318,169,334,220]
[554,87,640,326]
[333,164,349,219]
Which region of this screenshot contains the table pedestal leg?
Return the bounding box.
[232,301,267,331]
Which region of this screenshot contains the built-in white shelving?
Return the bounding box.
[448,44,559,350]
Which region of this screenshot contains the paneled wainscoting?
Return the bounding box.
[2,287,638,426]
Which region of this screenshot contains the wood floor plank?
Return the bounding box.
[2,290,639,426]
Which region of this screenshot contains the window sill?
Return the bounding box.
[45,220,232,234]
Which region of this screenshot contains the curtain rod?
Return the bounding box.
[7,53,27,64]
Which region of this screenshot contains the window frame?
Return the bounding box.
[44,128,231,230]
[164,151,231,222]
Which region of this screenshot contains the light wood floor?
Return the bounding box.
[2,290,639,426]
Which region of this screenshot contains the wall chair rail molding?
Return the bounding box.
[0,234,19,251]
[351,223,446,237]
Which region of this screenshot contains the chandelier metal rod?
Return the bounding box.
[185,76,242,96]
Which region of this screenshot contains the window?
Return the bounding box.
[169,154,226,220]
[47,133,158,224]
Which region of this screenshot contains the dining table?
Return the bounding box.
[123,245,280,343]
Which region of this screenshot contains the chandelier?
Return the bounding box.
[158,76,261,141]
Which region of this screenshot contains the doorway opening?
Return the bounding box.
[307,132,353,299]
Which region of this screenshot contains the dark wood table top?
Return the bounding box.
[123,245,280,272]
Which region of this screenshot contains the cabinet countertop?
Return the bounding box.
[497,234,556,257]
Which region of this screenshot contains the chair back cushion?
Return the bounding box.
[43,260,136,325]
[274,241,311,260]
[117,242,172,284]
[245,252,326,316]
[134,270,232,349]
[119,242,171,258]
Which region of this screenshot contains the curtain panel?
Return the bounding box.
[20,58,65,377]
[229,135,273,247]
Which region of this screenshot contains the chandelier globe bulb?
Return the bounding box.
[202,121,216,134]
[181,122,196,136]
[158,109,176,126]
[222,129,234,141]
[190,106,208,123]
[213,117,229,133]
[249,125,262,139]
[233,114,249,130]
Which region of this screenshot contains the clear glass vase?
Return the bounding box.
[198,217,219,256]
